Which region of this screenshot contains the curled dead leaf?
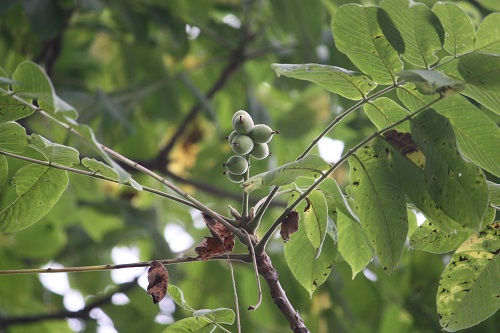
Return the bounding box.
[194,213,235,261]
[280,210,300,242]
[146,260,169,304]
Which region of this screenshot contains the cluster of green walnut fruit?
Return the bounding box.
[224,110,278,183]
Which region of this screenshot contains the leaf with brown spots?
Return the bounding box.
[194,213,235,260]
[280,210,300,242]
[383,129,425,169]
[146,261,169,304]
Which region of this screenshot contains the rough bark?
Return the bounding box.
[257,253,309,333]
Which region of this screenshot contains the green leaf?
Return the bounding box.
[475,0,500,11]
[271,63,377,100]
[380,0,443,67]
[28,134,80,166]
[439,53,500,114]
[0,155,7,193]
[432,2,475,56]
[434,96,500,177]
[242,154,330,193]
[192,308,235,325]
[318,177,359,223]
[0,96,35,123]
[409,220,472,254]
[348,145,408,274]
[437,221,500,332]
[0,164,68,232]
[81,158,119,181]
[162,317,214,333]
[332,4,402,84]
[0,122,27,153]
[364,97,410,132]
[10,221,67,259]
[336,203,374,279]
[411,109,489,230]
[78,206,123,243]
[303,190,328,254]
[285,197,337,296]
[488,181,500,206]
[11,61,77,118]
[396,90,500,177]
[396,70,464,96]
[45,112,138,188]
[167,284,194,312]
[474,13,500,55]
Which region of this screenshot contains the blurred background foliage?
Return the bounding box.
[0,0,499,332]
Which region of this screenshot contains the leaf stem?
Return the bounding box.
[255,95,444,255]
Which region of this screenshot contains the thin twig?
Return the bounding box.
[243,231,262,311]
[0,150,200,210]
[0,254,252,275]
[101,146,247,241]
[0,278,138,327]
[226,253,241,333]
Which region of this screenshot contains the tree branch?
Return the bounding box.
[0,254,252,276]
[0,279,138,328]
[257,253,309,333]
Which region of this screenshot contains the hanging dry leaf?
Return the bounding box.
[194,213,235,261]
[146,260,169,304]
[195,237,226,260]
[280,210,300,242]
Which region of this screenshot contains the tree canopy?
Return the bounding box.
[0,1,499,333]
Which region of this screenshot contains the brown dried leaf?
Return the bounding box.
[195,237,226,261]
[194,213,235,261]
[280,210,300,242]
[146,260,169,304]
[207,214,234,244]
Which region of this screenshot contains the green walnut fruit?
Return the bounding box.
[249,124,277,144]
[226,171,245,183]
[231,134,254,155]
[250,143,270,160]
[226,131,238,146]
[232,110,250,124]
[233,114,254,135]
[223,155,249,175]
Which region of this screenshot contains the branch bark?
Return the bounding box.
[256,253,309,333]
[0,279,138,328]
